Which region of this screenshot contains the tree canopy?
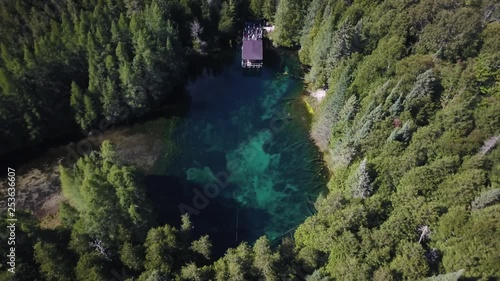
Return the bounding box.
[1,0,499,280]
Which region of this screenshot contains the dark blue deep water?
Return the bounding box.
[146,50,328,256]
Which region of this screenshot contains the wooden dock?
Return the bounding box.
[242,22,263,68]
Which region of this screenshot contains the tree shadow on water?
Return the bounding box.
[145,175,272,258]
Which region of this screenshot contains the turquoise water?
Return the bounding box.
[147,50,328,255]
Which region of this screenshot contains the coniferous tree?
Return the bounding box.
[180,263,212,281]
[1,1,500,280]
[70,82,87,129]
[190,235,212,260]
[218,0,236,35]
[348,158,372,199]
[271,0,305,47]
[34,241,75,281]
[262,0,277,22]
[120,242,145,271]
[75,252,109,281]
[250,0,264,19]
[253,236,279,281]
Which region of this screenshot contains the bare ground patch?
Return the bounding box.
[1,123,166,222]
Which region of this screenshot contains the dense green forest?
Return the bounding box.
[283,0,500,279]
[0,0,239,155]
[1,0,500,280]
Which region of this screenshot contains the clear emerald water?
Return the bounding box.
[146,50,328,255]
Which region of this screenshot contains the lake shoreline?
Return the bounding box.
[2,48,330,247]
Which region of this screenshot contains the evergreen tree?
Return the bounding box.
[262,0,277,22]
[190,235,212,260]
[0,0,189,154]
[471,189,500,210]
[75,253,109,281]
[1,1,500,280]
[271,0,305,47]
[34,241,75,281]
[348,158,372,199]
[70,82,87,130]
[250,0,264,19]
[180,263,212,281]
[218,0,236,35]
[253,236,279,281]
[120,242,145,271]
[83,94,98,129]
[214,242,255,280]
[143,225,179,275]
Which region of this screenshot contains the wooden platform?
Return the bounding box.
[242,22,263,68]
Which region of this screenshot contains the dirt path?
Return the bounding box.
[1,122,166,222]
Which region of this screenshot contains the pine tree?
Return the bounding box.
[253,236,279,281]
[214,242,255,280]
[143,225,179,275]
[59,163,85,212]
[262,0,277,22]
[120,242,144,271]
[22,44,36,69]
[75,253,109,281]
[190,235,212,260]
[426,269,464,281]
[349,158,373,199]
[311,67,351,151]
[403,69,439,125]
[218,0,236,35]
[34,241,75,281]
[118,13,129,41]
[250,0,264,18]
[180,263,211,281]
[77,11,89,47]
[471,188,500,210]
[61,12,76,50]
[298,0,324,65]
[70,81,87,129]
[110,20,120,43]
[271,0,305,47]
[101,76,122,122]
[388,120,415,143]
[83,94,98,129]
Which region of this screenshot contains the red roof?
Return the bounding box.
[242,40,263,60]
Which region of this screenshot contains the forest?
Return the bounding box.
[1,0,500,280]
[0,0,239,155]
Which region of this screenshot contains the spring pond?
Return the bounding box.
[146,49,329,256]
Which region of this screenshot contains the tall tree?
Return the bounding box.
[249,0,264,18]
[34,241,75,281]
[70,81,87,129]
[253,236,279,281]
[218,0,236,35]
[262,0,277,22]
[271,0,305,47]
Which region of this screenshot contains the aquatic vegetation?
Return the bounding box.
[304,99,315,115]
[152,53,327,246]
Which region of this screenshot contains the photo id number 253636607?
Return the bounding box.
[6,167,17,274]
